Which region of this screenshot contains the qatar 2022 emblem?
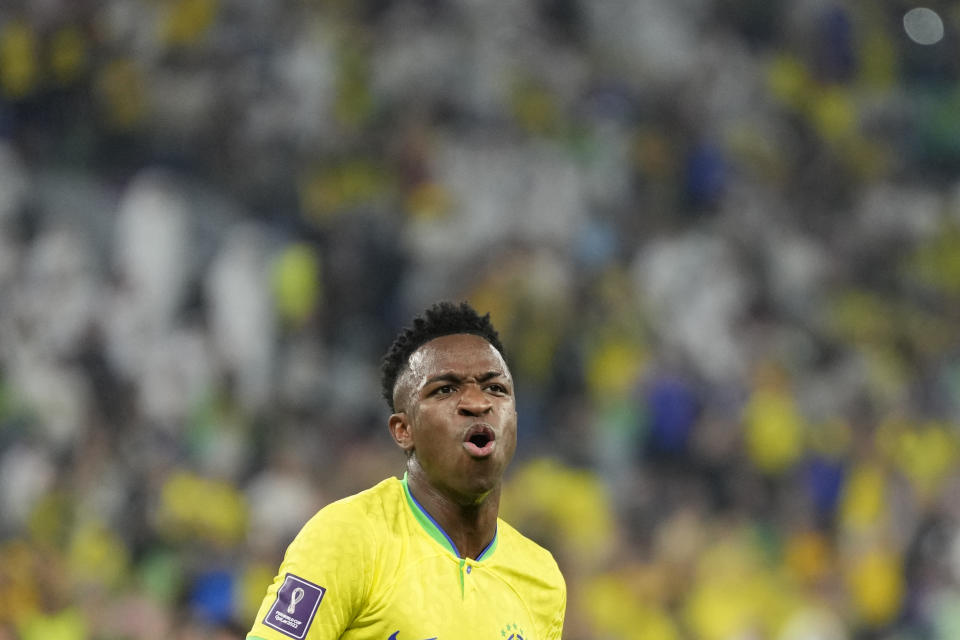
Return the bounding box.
[500,623,525,640]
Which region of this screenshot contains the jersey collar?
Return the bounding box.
[401,472,498,561]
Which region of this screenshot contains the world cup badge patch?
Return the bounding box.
[263,573,326,639]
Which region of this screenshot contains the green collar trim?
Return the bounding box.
[401,473,498,561]
[477,524,498,561]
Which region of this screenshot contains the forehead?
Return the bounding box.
[406,334,508,379]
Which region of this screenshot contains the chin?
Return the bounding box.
[460,474,502,503]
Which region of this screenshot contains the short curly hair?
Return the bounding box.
[381,301,506,411]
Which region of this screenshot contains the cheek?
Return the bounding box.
[502,409,519,440]
[411,411,445,447]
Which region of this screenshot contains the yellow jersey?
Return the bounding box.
[247,475,566,640]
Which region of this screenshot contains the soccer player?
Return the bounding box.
[247,301,566,640]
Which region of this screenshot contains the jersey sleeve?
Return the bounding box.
[247,499,376,640]
[529,547,567,640]
[543,577,566,640]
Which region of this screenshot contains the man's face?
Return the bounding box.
[390,333,518,505]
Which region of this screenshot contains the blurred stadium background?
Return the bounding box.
[1,1,960,638]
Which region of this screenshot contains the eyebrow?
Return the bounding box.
[422,371,506,387]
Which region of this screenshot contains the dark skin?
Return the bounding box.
[388,333,518,559]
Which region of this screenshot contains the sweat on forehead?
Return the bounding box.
[408,333,505,371]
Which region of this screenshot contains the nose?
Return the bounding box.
[457,383,492,417]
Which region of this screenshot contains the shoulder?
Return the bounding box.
[496,518,566,591]
[291,477,404,552]
[325,476,404,517]
[253,479,406,636]
[495,519,566,638]
[497,519,562,569]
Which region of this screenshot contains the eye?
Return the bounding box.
[486,383,508,395]
[432,384,456,396]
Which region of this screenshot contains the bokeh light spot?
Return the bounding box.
[903,8,944,45]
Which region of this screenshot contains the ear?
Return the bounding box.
[388,412,415,454]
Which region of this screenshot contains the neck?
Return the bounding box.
[404,464,500,560]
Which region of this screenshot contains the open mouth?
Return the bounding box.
[463,424,496,457]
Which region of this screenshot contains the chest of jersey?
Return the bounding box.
[345,554,536,640]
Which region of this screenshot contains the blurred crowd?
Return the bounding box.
[1,0,960,638]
